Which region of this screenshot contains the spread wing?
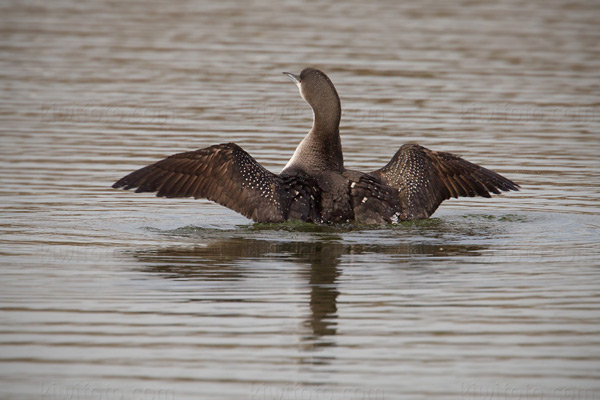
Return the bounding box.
[371,144,519,220]
[113,143,296,222]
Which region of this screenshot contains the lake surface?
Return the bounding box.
[1,0,599,399]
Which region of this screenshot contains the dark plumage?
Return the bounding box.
[113,68,519,224]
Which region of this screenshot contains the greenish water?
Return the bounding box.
[1,0,599,399]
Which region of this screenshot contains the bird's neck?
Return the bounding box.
[283,117,344,174]
[282,91,344,174]
[311,101,341,134]
[307,124,344,172]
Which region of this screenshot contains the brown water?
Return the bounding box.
[1,0,599,399]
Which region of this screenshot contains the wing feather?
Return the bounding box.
[113,143,287,222]
[371,144,519,219]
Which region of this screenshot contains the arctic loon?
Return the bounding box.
[112,68,519,224]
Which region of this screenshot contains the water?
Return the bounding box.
[1,0,599,399]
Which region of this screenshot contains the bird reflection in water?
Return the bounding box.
[132,230,487,357]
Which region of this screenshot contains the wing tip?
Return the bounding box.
[502,179,520,192]
[112,176,143,191]
[112,179,128,190]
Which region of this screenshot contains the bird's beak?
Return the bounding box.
[282,72,301,87]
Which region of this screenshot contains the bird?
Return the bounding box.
[112,68,519,224]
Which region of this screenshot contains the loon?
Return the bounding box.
[112,68,519,224]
